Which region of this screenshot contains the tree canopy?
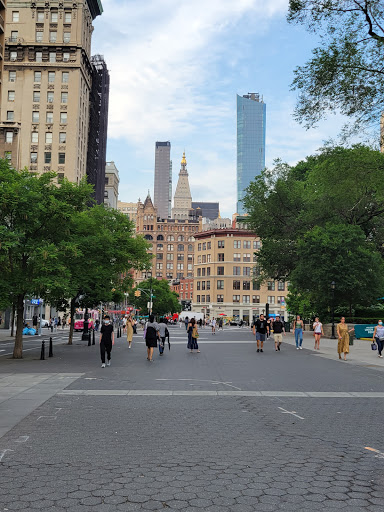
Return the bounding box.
[287,0,384,136]
[129,279,182,317]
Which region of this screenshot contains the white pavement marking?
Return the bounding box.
[37,416,57,421]
[57,389,384,398]
[278,407,305,420]
[15,436,29,443]
[156,378,242,390]
[0,449,13,462]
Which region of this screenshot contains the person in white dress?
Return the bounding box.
[313,317,324,350]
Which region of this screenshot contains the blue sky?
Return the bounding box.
[91,0,349,218]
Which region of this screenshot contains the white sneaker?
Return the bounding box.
[107,360,111,366]
[101,363,105,368]
[296,347,299,350]
[128,345,131,349]
[299,347,303,350]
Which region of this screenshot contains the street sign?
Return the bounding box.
[31,298,41,305]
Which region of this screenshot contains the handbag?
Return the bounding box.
[192,327,199,339]
[371,342,377,351]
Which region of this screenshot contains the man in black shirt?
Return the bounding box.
[252,314,269,353]
[100,315,114,368]
[272,315,285,352]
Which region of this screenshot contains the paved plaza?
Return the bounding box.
[1,325,384,511]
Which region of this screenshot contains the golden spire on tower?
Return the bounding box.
[181,151,187,165]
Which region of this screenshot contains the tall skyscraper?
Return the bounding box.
[87,54,110,204]
[0,0,103,179]
[236,93,266,214]
[154,141,172,219]
[172,152,192,220]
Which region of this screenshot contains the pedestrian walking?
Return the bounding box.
[158,317,167,356]
[184,316,189,330]
[313,317,324,350]
[372,320,384,358]
[145,314,159,362]
[218,318,223,330]
[273,315,285,351]
[187,318,200,353]
[122,316,127,334]
[94,318,100,332]
[32,314,38,330]
[132,318,137,334]
[50,317,54,333]
[253,314,269,353]
[211,317,216,335]
[337,316,354,361]
[62,316,66,329]
[100,315,114,368]
[126,315,134,349]
[293,315,304,350]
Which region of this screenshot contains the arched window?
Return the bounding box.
[178,244,184,251]
[157,234,164,241]
[144,234,153,240]
[188,236,195,242]
[144,215,147,221]
[178,235,184,242]
[167,235,175,241]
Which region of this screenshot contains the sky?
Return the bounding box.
[91,0,350,218]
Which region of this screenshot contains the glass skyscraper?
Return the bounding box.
[236,93,266,214]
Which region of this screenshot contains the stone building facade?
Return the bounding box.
[192,228,288,322]
[117,201,138,227]
[135,193,201,284]
[104,161,119,209]
[0,0,102,180]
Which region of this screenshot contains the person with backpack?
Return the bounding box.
[99,315,114,368]
[145,314,159,362]
[187,318,200,353]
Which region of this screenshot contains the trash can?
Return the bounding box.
[284,321,291,333]
[349,332,354,346]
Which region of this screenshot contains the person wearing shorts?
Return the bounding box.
[253,314,269,353]
[273,315,285,351]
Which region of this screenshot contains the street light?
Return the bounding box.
[330,281,336,339]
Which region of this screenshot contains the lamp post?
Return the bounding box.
[331,281,336,339]
[82,308,89,341]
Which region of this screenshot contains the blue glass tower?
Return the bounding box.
[236,93,266,214]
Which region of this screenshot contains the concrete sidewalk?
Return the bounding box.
[0,326,69,343]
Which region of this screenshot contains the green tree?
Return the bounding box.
[130,279,182,317]
[287,0,384,135]
[0,165,92,358]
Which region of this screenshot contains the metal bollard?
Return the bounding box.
[40,339,45,360]
[88,332,91,346]
[49,337,53,357]
[92,329,95,345]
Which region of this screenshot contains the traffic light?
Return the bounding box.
[134,290,141,297]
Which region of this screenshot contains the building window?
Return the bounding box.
[277,296,285,304]
[201,295,205,303]
[233,280,240,290]
[206,281,210,290]
[48,71,55,83]
[233,266,241,276]
[197,255,201,264]
[47,91,54,103]
[198,243,201,251]
[278,281,285,291]
[33,91,40,102]
[62,71,69,83]
[7,111,14,121]
[243,241,251,249]
[207,267,211,276]
[5,131,13,143]
[8,91,15,102]
[10,30,18,42]
[51,11,58,22]
[202,255,206,263]
[64,11,72,23]
[196,295,201,303]
[30,152,37,163]
[63,52,70,62]
[58,153,65,164]
[218,240,225,248]
[254,240,261,250]
[5,151,12,161]
[166,263,173,270]
[243,281,250,290]
[217,266,224,275]
[166,253,173,261]
[10,51,17,61]
[243,295,250,304]
[9,71,16,82]
[44,152,51,164]
[167,235,174,242]
[234,240,241,249]
[167,244,174,251]
[267,281,275,291]
[12,11,19,22]
[207,242,211,249]
[243,254,251,262]
[156,253,163,260]
[36,31,43,42]
[59,132,66,143]
[34,71,41,83]
[253,295,260,304]
[234,253,241,262]
[35,51,42,63]
[60,112,67,124]
[243,267,251,276]
[156,263,163,270]
[202,242,206,250]
[61,92,68,103]
[49,31,57,42]
[177,244,184,251]
[267,296,276,304]
[196,281,201,291]
[31,132,39,143]
[32,111,39,122]
[218,253,224,262]
[197,268,201,277]
[45,132,53,143]
[206,294,210,303]
[63,32,71,43]
[217,295,224,303]
[49,52,56,63]
[217,280,224,290]
[46,112,53,123]
[37,10,44,22]
[233,295,240,303]
[253,282,260,291]
[201,268,206,276]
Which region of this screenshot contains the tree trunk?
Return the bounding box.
[13,294,24,358]
[10,303,15,337]
[68,298,75,345]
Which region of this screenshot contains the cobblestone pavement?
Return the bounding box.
[0,326,384,511]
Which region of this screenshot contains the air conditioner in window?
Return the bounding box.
[9,78,15,82]
[63,57,69,62]
[10,57,16,61]
[47,98,53,103]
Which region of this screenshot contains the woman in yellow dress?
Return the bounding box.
[126,315,134,349]
[337,317,354,361]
